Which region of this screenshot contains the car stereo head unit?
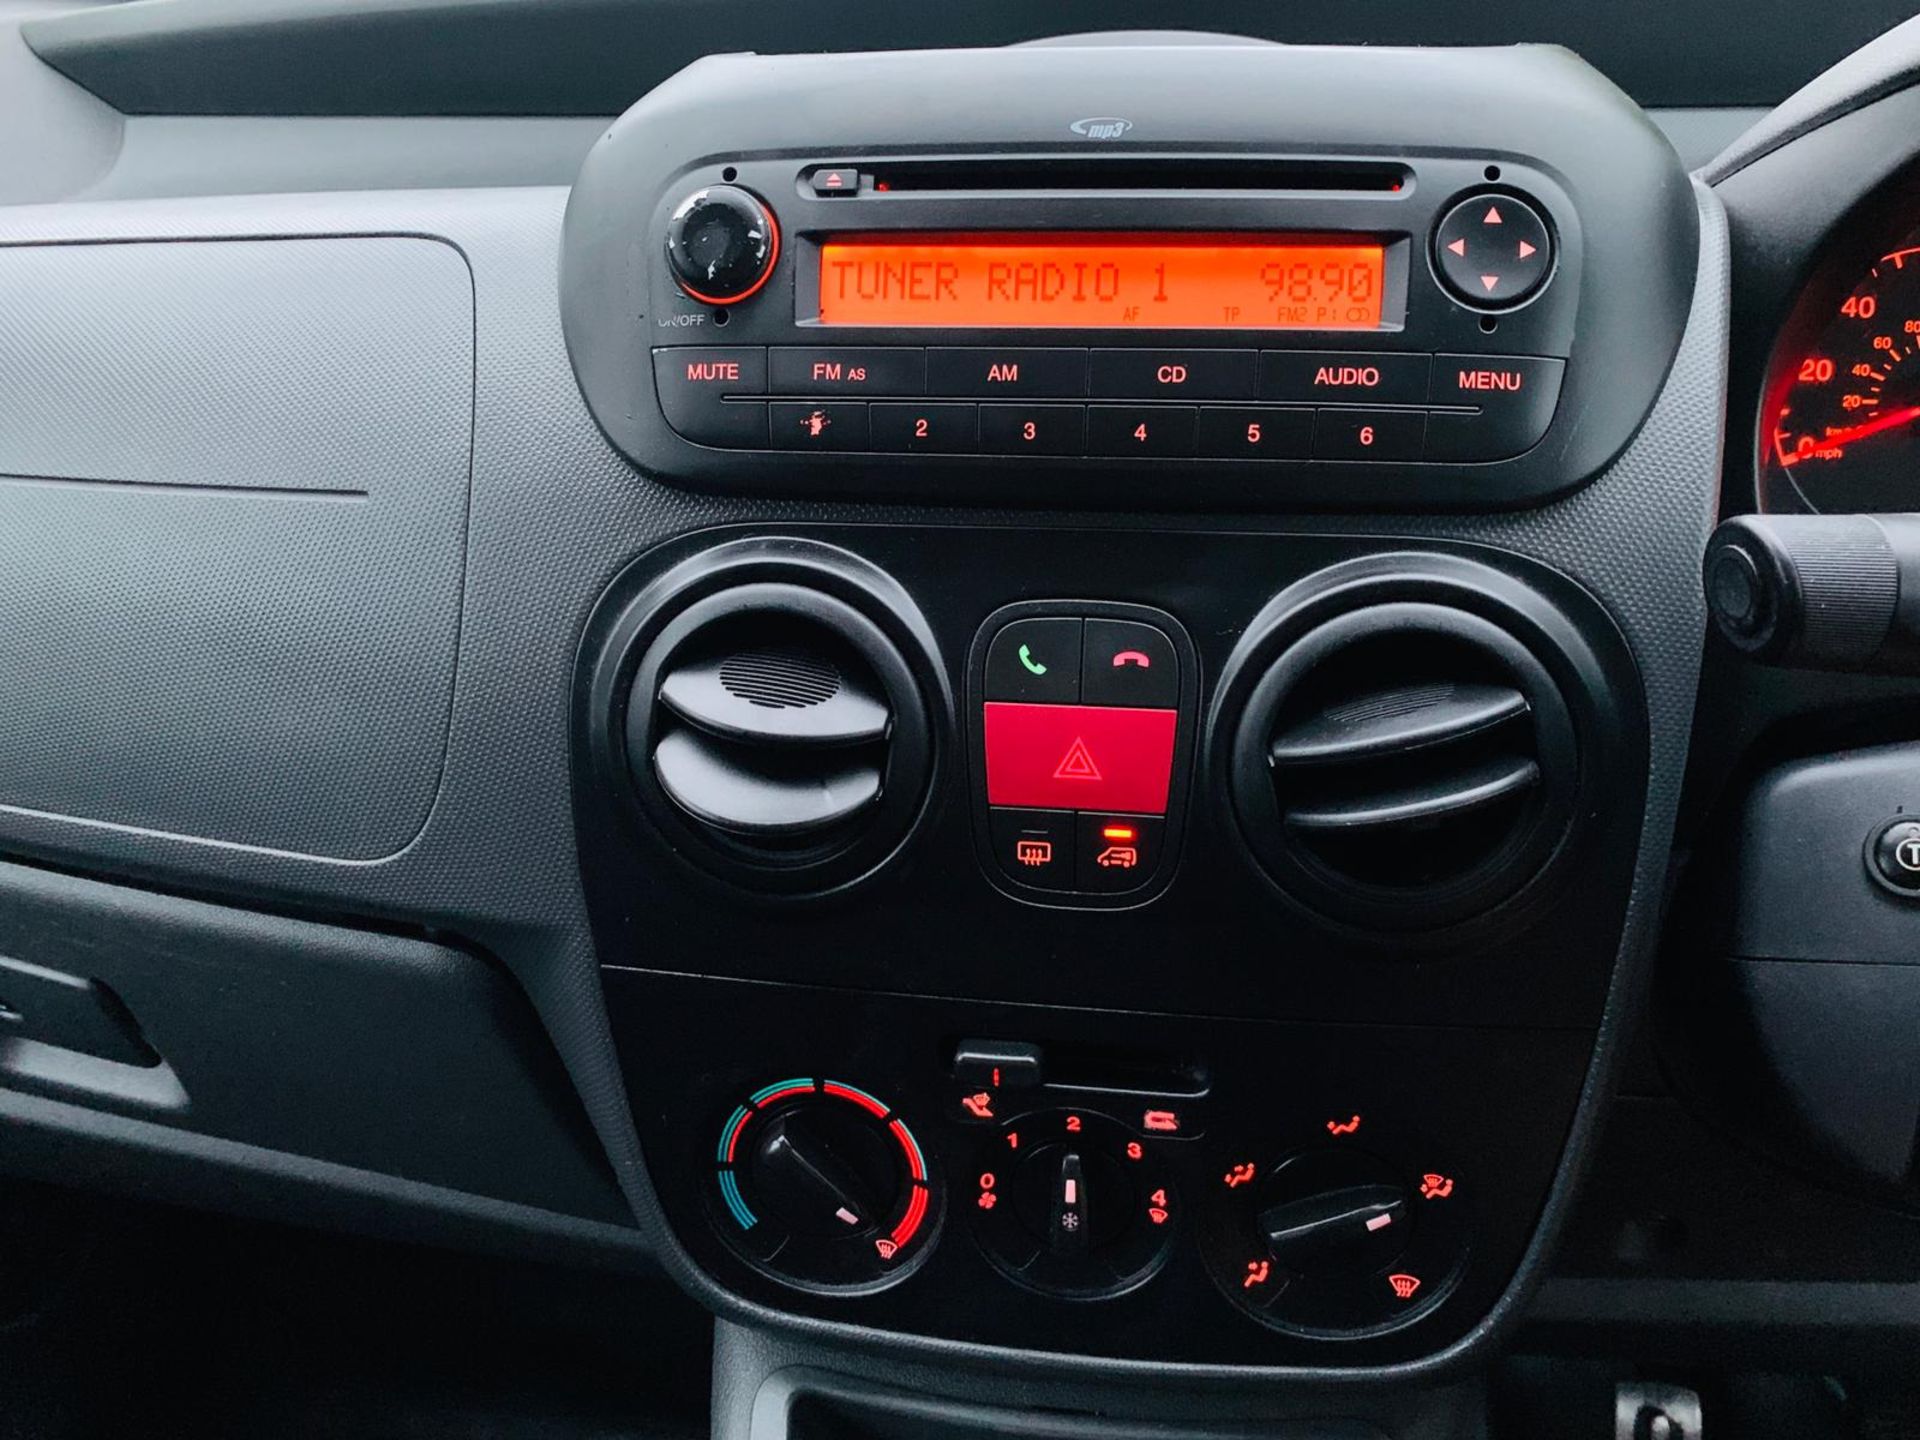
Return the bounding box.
[561,41,1698,510]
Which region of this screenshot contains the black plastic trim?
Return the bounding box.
[23,0,1915,117]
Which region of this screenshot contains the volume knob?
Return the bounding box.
[665,184,779,305]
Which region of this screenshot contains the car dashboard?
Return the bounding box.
[3,3,1920,1437]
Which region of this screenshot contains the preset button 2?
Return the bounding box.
[870,402,978,453]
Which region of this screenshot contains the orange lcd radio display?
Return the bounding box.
[816,233,1387,330]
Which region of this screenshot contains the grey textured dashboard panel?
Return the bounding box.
[0,855,631,1223]
[0,236,470,858]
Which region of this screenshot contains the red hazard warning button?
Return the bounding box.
[982,702,1179,814]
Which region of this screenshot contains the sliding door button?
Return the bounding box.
[1076,813,1165,893]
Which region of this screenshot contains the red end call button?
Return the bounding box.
[983,703,1178,814]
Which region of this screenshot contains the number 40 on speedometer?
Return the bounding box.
[1770,244,1920,512]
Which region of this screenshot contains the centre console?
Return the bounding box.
[559,35,1710,1391]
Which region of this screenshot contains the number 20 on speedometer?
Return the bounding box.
[1770,244,1920,512]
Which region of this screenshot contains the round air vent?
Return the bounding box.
[649,623,892,848]
[1214,556,1590,937]
[592,540,945,898]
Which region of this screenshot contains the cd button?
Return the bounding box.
[1196,407,1312,459]
[769,347,925,395]
[870,402,978,453]
[980,404,1086,455]
[1263,351,1430,405]
[929,348,1088,397]
[770,401,869,451]
[1312,409,1426,461]
[1087,406,1196,457]
[1089,349,1258,400]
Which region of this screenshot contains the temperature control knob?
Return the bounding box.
[749,1109,888,1237]
[712,1078,936,1289]
[665,185,779,305]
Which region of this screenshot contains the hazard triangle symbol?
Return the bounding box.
[1053,737,1102,782]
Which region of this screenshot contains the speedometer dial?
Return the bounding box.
[1767,245,1920,512]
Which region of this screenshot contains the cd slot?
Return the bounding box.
[862,158,1409,196]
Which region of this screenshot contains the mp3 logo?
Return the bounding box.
[1069,116,1132,140]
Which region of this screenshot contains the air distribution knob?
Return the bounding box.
[665,184,780,304]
